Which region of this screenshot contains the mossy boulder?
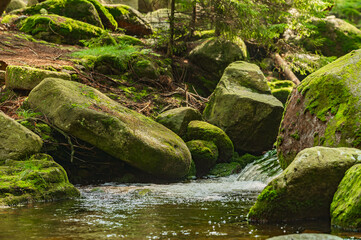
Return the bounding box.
[267,80,295,105]
[186,140,218,177]
[248,147,361,223]
[331,164,361,231]
[203,61,284,154]
[27,78,191,180]
[156,107,202,139]
[106,4,152,36]
[302,16,361,57]
[0,153,80,206]
[0,111,43,161]
[18,0,117,30]
[144,8,189,31]
[187,38,247,94]
[20,14,105,44]
[5,65,71,90]
[186,120,233,163]
[5,0,26,13]
[208,162,241,178]
[277,49,361,169]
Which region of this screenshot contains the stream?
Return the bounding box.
[0,154,360,240]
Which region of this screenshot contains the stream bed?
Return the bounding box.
[0,174,359,240]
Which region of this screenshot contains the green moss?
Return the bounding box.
[1,14,19,24]
[86,0,118,30]
[290,130,300,141]
[232,152,259,169]
[20,14,105,45]
[0,154,79,206]
[187,120,234,163]
[207,162,241,177]
[186,140,218,176]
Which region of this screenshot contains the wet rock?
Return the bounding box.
[5,65,71,90]
[204,61,284,154]
[0,153,80,206]
[187,120,233,163]
[277,49,361,169]
[156,107,202,139]
[28,78,191,180]
[268,233,342,240]
[248,147,361,223]
[331,164,361,231]
[208,162,241,178]
[106,4,152,36]
[20,14,105,44]
[186,140,218,177]
[0,111,43,161]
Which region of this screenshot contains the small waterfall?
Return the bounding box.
[237,150,282,184]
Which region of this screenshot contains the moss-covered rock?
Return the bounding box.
[277,49,361,169]
[17,0,117,30]
[156,107,202,139]
[0,111,43,161]
[106,4,152,36]
[267,80,295,105]
[27,78,191,180]
[208,162,241,177]
[331,164,361,231]
[5,0,26,13]
[186,140,218,177]
[5,65,71,90]
[302,16,361,57]
[20,14,105,44]
[204,61,284,154]
[0,153,80,206]
[0,70,5,83]
[187,120,233,163]
[248,147,361,223]
[18,0,104,28]
[187,38,247,94]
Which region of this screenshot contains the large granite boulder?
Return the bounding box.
[186,120,233,163]
[18,0,117,30]
[248,147,361,223]
[277,49,361,169]
[106,4,152,36]
[302,16,361,57]
[0,111,43,161]
[20,14,105,44]
[0,153,80,206]
[27,78,191,179]
[5,65,71,91]
[204,61,284,154]
[156,107,202,139]
[331,164,361,231]
[187,38,247,94]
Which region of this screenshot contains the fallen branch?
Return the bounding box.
[272,53,301,85]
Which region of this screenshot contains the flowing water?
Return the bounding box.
[0,153,360,240]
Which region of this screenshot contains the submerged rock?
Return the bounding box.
[156,107,202,139]
[204,61,284,154]
[106,4,152,36]
[277,49,361,169]
[187,120,233,163]
[331,164,361,231]
[268,233,342,240]
[5,65,71,90]
[0,111,43,161]
[248,147,361,223]
[186,140,218,177]
[187,38,247,94]
[20,14,105,44]
[28,78,191,180]
[0,153,80,206]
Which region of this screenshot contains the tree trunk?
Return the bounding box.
[167,0,175,57]
[0,0,11,16]
[272,53,301,86]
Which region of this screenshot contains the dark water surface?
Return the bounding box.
[0,175,359,240]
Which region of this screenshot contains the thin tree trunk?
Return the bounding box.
[168,0,176,58]
[272,53,301,85]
